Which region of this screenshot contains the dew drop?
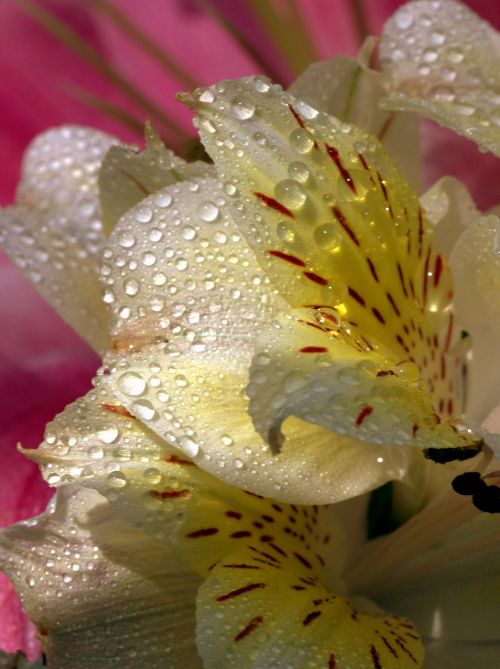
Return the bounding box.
[198,201,219,223]
[117,372,146,396]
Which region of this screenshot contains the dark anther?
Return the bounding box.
[472,486,500,514]
[424,442,483,464]
[451,471,487,496]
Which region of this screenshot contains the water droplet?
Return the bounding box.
[97,426,119,444]
[124,279,140,296]
[179,436,199,457]
[289,129,314,154]
[314,224,341,249]
[197,201,219,223]
[132,399,157,421]
[395,9,413,29]
[106,471,127,488]
[231,95,256,120]
[181,226,197,241]
[275,179,307,209]
[118,372,146,396]
[136,206,153,224]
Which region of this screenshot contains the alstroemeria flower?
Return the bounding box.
[2,0,500,666]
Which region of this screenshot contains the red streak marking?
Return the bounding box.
[394,638,418,663]
[377,370,396,377]
[378,113,395,141]
[294,552,313,569]
[326,144,357,193]
[357,152,369,171]
[235,616,264,642]
[186,528,219,538]
[440,355,446,380]
[318,310,339,325]
[377,172,394,217]
[434,254,444,287]
[386,292,401,316]
[412,423,419,437]
[299,319,324,332]
[418,208,424,258]
[447,399,453,415]
[231,531,252,538]
[223,564,260,570]
[101,403,134,418]
[269,542,287,557]
[423,247,431,305]
[356,405,374,427]
[332,206,360,246]
[268,250,305,267]
[151,489,190,499]
[397,262,408,297]
[216,582,266,602]
[348,286,366,307]
[225,510,243,520]
[302,610,322,626]
[288,104,305,128]
[367,257,379,282]
[380,635,398,658]
[254,192,294,218]
[303,271,328,286]
[372,308,385,324]
[164,455,194,466]
[409,278,416,300]
[328,653,337,668]
[444,313,454,352]
[300,346,328,353]
[370,645,382,669]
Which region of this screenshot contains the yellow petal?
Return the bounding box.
[379,0,500,156]
[197,543,424,669]
[247,307,480,455]
[181,76,477,434]
[99,123,213,235]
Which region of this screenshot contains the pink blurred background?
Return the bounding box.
[1,0,499,657]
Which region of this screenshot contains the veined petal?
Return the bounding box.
[376,512,500,642]
[379,0,500,156]
[99,124,214,236]
[197,543,424,669]
[247,307,479,455]
[450,214,500,425]
[181,76,478,442]
[0,127,115,352]
[0,486,201,668]
[0,652,44,668]
[290,51,421,190]
[98,176,408,502]
[26,388,347,579]
[424,640,500,669]
[101,343,410,503]
[420,176,480,256]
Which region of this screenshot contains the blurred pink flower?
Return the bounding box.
[1,0,499,660]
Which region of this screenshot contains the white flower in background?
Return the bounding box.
[0,1,499,667]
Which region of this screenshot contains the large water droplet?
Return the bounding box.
[118,372,146,396]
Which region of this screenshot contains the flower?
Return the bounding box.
[1,0,500,667]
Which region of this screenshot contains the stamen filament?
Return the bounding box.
[345,450,493,593]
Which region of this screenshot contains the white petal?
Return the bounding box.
[377,513,500,642]
[380,0,500,156]
[99,124,214,235]
[101,176,284,348]
[290,52,421,189]
[424,639,500,668]
[247,308,480,455]
[450,215,500,421]
[0,127,116,352]
[420,176,480,256]
[0,486,201,669]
